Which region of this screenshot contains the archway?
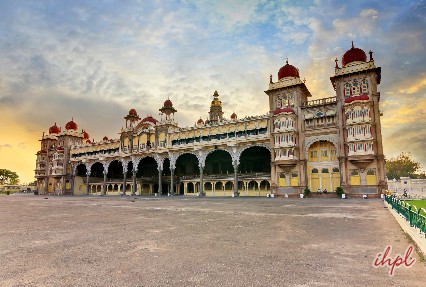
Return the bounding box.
[137,157,158,194]
[90,162,104,195]
[76,164,87,177]
[307,140,339,192]
[176,153,199,195]
[205,150,233,175]
[238,146,271,174]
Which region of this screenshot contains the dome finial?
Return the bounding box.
[269,74,273,84]
[335,57,339,68]
[351,41,354,49]
[369,50,373,61]
[286,58,288,65]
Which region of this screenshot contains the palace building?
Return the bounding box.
[35,43,387,197]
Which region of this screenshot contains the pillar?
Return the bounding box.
[233,163,239,197]
[199,166,205,196]
[122,172,127,196]
[132,169,137,196]
[86,172,90,195]
[158,168,162,195]
[170,168,175,196]
[70,174,75,195]
[102,171,107,195]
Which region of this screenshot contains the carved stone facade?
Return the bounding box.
[35,44,386,197]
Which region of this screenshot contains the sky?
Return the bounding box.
[0,0,425,184]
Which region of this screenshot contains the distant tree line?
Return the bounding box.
[386,153,425,180]
[0,169,20,185]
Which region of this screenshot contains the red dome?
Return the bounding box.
[164,99,173,107]
[278,60,299,80]
[141,116,158,124]
[103,136,109,141]
[197,118,204,124]
[49,123,60,134]
[342,42,367,67]
[129,109,138,116]
[344,95,369,104]
[82,130,90,140]
[230,112,237,119]
[65,119,78,130]
[274,107,295,115]
[86,139,91,144]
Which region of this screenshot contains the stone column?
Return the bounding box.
[170,168,175,196]
[158,168,162,195]
[86,172,90,195]
[70,174,75,195]
[102,171,107,195]
[132,169,137,196]
[233,162,239,197]
[122,172,127,196]
[199,166,205,196]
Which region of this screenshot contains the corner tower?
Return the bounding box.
[265,59,312,194]
[330,42,386,194]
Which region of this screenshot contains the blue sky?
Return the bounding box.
[0,0,425,183]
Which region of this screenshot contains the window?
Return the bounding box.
[322,168,329,173]
[352,80,360,96]
[344,83,351,98]
[310,151,317,159]
[332,167,339,173]
[312,168,319,174]
[321,150,328,157]
[361,79,368,94]
[367,169,376,175]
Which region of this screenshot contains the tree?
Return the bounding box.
[386,153,421,180]
[0,169,19,185]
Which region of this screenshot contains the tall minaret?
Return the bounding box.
[208,90,224,123]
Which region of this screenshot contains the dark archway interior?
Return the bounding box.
[107,160,123,179]
[76,164,87,177]
[136,157,157,178]
[176,153,199,177]
[238,146,271,173]
[90,162,104,178]
[205,150,233,175]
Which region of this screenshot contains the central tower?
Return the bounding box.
[208,90,224,123]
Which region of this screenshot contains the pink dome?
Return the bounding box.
[49,123,60,134]
[342,42,367,67]
[65,119,78,130]
[278,60,299,80]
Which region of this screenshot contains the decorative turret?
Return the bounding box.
[124,108,141,128]
[159,98,177,120]
[208,91,224,123]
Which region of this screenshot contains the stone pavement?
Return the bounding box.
[0,195,425,287]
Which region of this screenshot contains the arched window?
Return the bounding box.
[312,168,319,174]
[322,168,329,173]
[361,79,368,94]
[344,83,351,97]
[332,167,339,173]
[352,80,360,96]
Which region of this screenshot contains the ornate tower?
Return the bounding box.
[330,42,386,194]
[265,59,312,193]
[208,91,224,123]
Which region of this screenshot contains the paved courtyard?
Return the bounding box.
[0,195,425,287]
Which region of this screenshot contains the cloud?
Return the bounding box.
[0,144,12,150]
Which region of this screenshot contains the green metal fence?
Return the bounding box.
[385,195,426,238]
